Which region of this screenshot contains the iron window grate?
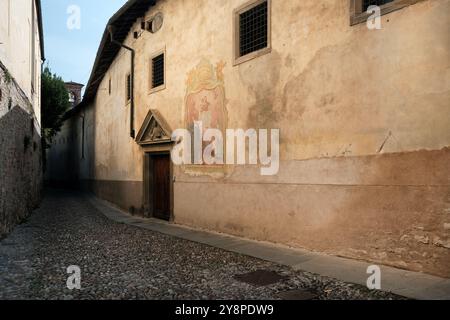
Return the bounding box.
[239,1,268,57]
[152,54,165,89]
[363,0,394,11]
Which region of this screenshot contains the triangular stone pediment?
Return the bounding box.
[136,109,172,146]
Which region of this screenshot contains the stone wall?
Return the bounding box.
[0,62,42,238]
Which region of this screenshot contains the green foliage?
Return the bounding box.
[41,66,70,145]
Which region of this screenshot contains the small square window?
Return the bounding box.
[233,0,271,65]
[239,1,268,57]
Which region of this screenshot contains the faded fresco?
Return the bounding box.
[185,59,227,156]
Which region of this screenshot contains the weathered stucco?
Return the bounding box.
[47,0,450,277]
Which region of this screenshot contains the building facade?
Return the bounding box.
[65,81,84,108]
[0,0,45,237]
[47,0,450,277]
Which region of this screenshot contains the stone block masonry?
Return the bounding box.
[0,61,42,238]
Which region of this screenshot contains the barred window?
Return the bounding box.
[239,1,268,57]
[234,0,271,65]
[151,53,165,89]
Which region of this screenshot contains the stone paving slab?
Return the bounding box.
[87,194,450,300]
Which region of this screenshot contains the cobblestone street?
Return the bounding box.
[0,189,405,300]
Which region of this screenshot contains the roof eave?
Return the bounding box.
[81,0,156,107]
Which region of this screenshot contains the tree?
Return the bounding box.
[41,66,70,144]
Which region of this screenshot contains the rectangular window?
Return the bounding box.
[108,78,111,95]
[233,0,271,65]
[126,74,131,103]
[239,1,268,56]
[149,49,166,94]
[152,54,164,88]
[350,0,423,26]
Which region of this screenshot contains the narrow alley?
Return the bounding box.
[0,189,403,300]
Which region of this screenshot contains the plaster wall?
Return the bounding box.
[88,0,450,178]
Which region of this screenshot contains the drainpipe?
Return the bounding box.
[108,25,135,138]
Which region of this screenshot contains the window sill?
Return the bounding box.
[233,46,272,66]
[149,84,166,95]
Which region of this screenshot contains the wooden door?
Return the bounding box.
[152,154,171,221]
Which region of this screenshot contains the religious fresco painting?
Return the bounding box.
[184,59,228,163]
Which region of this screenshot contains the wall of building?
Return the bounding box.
[0,64,42,238]
[0,0,43,237]
[0,0,42,125]
[46,102,96,189]
[49,0,450,277]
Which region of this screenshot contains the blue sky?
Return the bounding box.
[42,0,127,88]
